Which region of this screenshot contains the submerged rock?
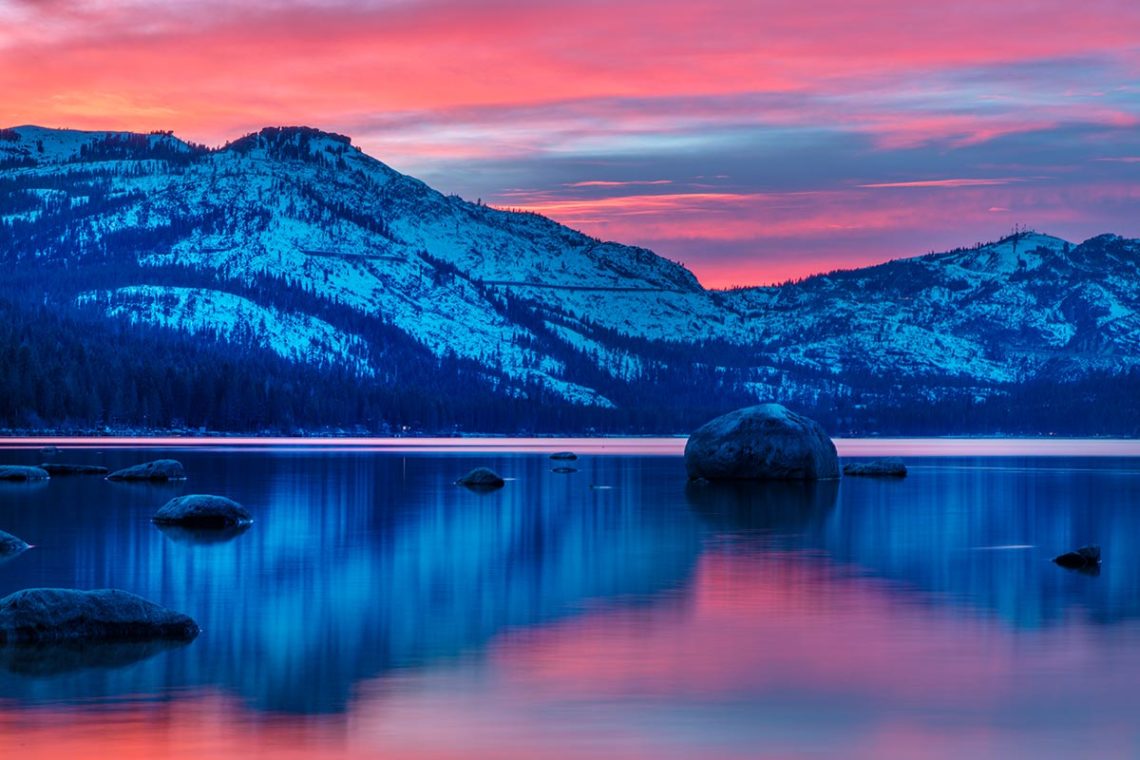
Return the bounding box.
[153,494,252,529]
[106,459,185,482]
[0,588,199,645]
[156,522,252,545]
[0,466,50,482]
[0,530,31,557]
[550,451,578,461]
[843,458,908,478]
[1053,545,1101,570]
[457,467,505,489]
[684,404,839,481]
[38,463,110,476]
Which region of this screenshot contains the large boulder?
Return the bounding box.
[106,459,186,482]
[0,465,50,482]
[456,467,505,489]
[843,458,908,478]
[38,463,110,476]
[0,589,199,645]
[684,404,839,481]
[0,530,30,557]
[153,494,252,529]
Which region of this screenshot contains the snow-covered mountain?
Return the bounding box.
[1,125,1137,434]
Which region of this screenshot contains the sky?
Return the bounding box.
[1,0,1138,287]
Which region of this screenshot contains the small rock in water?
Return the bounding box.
[457,467,506,489]
[550,451,578,461]
[0,466,50,482]
[153,494,253,529]
[106,459,186,482]
[1053,545,1101,570]
[0,530,31,557]
[0,588,199,645]
[38,463,110,476]
[843,458,908,477]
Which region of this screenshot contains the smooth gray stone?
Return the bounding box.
[685,404,839,481]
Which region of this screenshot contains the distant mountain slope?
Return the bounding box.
[1,125,1137,434]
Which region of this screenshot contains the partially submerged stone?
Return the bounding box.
[550,451,578,461]
[153,494,252,529]
[0,588,199,645]
[457,467,505,489]
[1,638,190,676]
[843,458,908,478]
[106,459,186,482]
[684,404,839,481]
[1053,545,1101,570]
[38,463,110,476]
[0,466,50,482]
[0,530,31,557]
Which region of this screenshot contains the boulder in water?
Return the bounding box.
[1053,545,1101,570]
[843,458,908,477]
[153,494,252,529]
[457,467,505,489]
[550,451,578,461]
[0,588,199,645]
[684,404,839,481]
[0,466,50,482]
[106,459,185,482]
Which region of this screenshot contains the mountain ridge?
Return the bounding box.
[1,125,1137,434]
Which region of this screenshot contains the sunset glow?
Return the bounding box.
[2,0,1138,285]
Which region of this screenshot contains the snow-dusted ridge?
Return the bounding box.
[3,124,1139,419]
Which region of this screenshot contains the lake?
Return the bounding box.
[1,439,1139,758]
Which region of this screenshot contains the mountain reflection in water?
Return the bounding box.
[0,445,1138,758]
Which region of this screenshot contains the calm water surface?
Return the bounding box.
[1,441,1139,758]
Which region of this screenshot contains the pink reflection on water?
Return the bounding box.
[4,550,1140,758]
[1,436,1139,457]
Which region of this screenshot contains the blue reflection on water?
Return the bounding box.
[0,448,1137,717]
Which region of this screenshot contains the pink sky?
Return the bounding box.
[2,0,1138,286]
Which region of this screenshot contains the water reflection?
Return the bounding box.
[1,448,1140,758]
[0,451,702,712]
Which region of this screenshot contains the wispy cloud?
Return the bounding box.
[1,0,1138,285]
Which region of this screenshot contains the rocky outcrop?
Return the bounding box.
[684,404,839,481]
[0,588,199,644]
[457,467,506,489]
[0,466,50,482]
[38,463,110,476]
[106,459,186,482]
[153,494,252,529]
[843,458,908,477]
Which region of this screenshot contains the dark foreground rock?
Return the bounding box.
[0,466,50,482]
[843,458,908,478]
[457,467,506,489]
[684,404,839,481]
[0,530,31,557]
[153,494,252,529]
[0,588,199,645]
[1053,545,1101,570]
[106,459,186,482]
[550,451,578,461]
[38,463,111,476]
